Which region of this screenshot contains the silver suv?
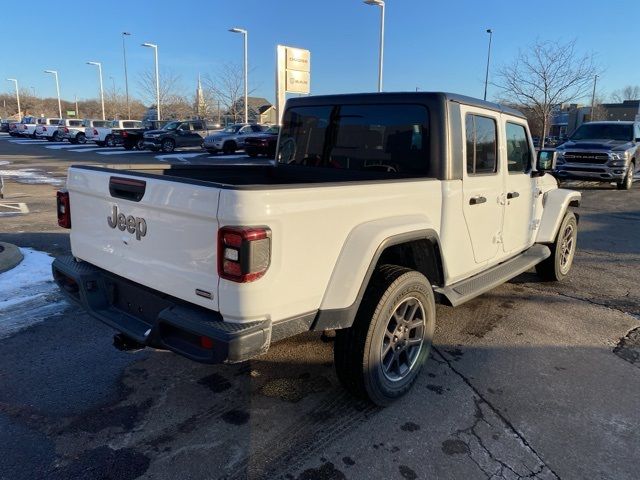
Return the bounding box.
[203,123,266,155]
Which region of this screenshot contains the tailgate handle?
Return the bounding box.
[109,177,146,202]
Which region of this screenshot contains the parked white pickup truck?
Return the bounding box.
[53,93,580,405]
[35,118,62,141]
[85,119,143,147]
[16,116,40,138]
[58,119,88,144]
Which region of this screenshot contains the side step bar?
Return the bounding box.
[435,244,551,307]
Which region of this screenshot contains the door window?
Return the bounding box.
[178,123,191,131]
[506,122,532,173]
[466,114,498,175]
[192,122,203,130]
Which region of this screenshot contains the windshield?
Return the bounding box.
[277,104,431,176]
[571,123,633,142]
[162,121,181,130]
[222,125,243,133]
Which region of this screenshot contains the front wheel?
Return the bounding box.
[334,265,435,406]
[161,139,175,153]
[105,135,116,148]
[536,211,577,281]
[136,139,145,150]
[617,162,635,190]
[76,133,86,144]
[222,141,236,155]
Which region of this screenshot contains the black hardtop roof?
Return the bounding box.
[285,92,526,119]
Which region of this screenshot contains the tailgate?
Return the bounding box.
[67,167,221,311]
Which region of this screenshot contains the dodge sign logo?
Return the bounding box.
[107,205,147,240]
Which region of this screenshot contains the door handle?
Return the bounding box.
[469,196,487,205]
[507,191,520,199]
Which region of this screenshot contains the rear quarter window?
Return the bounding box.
[278,104,430,176]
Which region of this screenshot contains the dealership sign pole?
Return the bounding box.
[276,45,311,125]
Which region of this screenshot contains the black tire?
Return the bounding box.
[52,131,61,142]
[136,139,145,150]
[536,211,577,281]
[161,138,175,153]
[76,132,86,144]
[105,134,115,148]
[222,141,236,155]
[616,162,635,190]
[334,265,435,406]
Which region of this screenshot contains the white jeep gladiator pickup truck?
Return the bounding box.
[52,93,580,405]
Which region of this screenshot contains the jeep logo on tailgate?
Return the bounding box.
[107,205,147,240]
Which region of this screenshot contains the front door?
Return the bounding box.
[461,108,505,264]
[502,120,537,254]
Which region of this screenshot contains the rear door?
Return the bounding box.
[461,107,505,264]
[502,119,537,255]
[67,167,222,310]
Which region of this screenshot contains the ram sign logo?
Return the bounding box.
[107,205,147,240]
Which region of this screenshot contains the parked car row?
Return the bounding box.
[4,116,280,157]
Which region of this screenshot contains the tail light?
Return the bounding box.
[122,131,128,137]
[57,190,71,228]
[218,226,271,282]
[93,129,98,135]
[64,127,69,133]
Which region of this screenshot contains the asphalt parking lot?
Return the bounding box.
[0,132,639,480]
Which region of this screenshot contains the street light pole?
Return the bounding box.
[590,74,598,121]
[87,62,105,120]
[44,70,62,118]
[122,32,131,119]
[229,28,248,123]
[484,29,493,101]
[364,0,385,92]
[6,78,21,121]
[142,42,160,121]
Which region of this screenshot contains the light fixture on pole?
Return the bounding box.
[6,78,21,121]
[364,0,385,92]
[87,61,105,120]
[484,29,493,101]
[590,74,598,121]
[142,42,160,121]
[44,70,62,118]
[122,32,131,119]
[229,27,248,123]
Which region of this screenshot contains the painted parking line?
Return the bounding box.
[68,147,120,153]
[9,140,50,144]
[155,153,207,163]
[96,149,151,155]
[45,144,100,150]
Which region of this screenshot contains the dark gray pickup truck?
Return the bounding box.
[554,121,640,190]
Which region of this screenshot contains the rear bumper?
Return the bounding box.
[51,255,272,364]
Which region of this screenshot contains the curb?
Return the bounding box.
[0,242,23,274]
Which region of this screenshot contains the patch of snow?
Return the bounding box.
[0,248,68,338]
[0,160,9,166]
[0,168,64,186]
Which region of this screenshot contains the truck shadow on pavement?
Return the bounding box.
[1,278,639,480]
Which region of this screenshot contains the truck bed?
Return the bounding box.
[77,163,429,189]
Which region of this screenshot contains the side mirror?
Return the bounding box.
[533,149,557,176]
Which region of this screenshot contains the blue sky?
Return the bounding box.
[1,0,638,105]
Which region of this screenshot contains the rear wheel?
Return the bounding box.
[334,265,435,406]
[223,141,236,155]
[105,134,116,148]
[617,162,635,190]
[52,131,61,142]
[76,133,86,144]
[161,138,175,153]
[536,211,577,281]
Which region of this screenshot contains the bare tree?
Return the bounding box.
[494,39,598,148]
[137,68,186,112]
[610,85,640,103]
[204,62,260,123]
